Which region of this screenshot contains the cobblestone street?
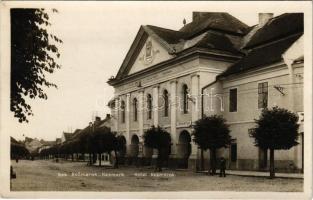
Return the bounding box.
[11,160,303,192]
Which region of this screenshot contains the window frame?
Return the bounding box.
[258,82,268,109]
[230,142,237,162]
[133,98,138,121]
[147,94,152,120]
[229,88,238,112]
[182,84,189,114]
[120,100,125,123]
[163,90,169,117]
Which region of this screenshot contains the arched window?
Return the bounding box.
[133,98,138,121]
[163,90,169,117]
[147,94,152,120]
[120,100,125,123]
[183,84,189,114]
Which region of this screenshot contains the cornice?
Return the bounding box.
[109,48,241,86]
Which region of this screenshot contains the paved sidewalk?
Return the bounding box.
[198,170,303,179]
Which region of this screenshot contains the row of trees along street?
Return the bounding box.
[38,106,300,179]
[39,125,126,168]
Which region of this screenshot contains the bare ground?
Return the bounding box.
[10,160,303,192]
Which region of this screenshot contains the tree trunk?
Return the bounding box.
[210,148,216,175]
[207,150,211,175]
[89,153,92,165]
[99,153,101,166]
[114,150,119,169]
[71,154,74,161]
[200,149,204,171]
[156,148,162,172]
[270,148,275,179]
[93,153,96,164]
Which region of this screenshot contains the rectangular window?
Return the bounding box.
[229,88,237,112]
[258,82,268,109]
[230,143,237,162]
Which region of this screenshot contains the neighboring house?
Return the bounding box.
[107,11,304,172]
[56,138,62,145]
[98,114,113,130]
[24,137,44,154]
[38,140,57,154]
[203,13,304,172]
[61,132,74,143]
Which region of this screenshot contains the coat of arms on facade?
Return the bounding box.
[139,40,159,65]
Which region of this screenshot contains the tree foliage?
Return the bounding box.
[143,126,171,171]
[11,137,30,159]
[11,8,62,122]
[193,115,232,174]
[40,125,124,168]
[193,115,232,150]
[249,106,299,150]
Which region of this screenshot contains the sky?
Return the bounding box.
[7,2,288,141]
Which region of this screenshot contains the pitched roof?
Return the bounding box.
[108,13,247,84]
[146,25,186,44]
[63,132,73,141]
[180,12,249,37]
[243,13,303,49]
[187,31,243,55]
[11,136,21,145]
[218,33,302,78]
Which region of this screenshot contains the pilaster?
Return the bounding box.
[191,74,200,123]
[170,79,177,154]
[152,85,159,126]
[114,98,119,132]
[138,90,144,136]
[125,93,131,142]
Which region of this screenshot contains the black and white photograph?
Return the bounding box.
[0,1,312,199]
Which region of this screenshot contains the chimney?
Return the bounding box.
[92,116,101,126]
[192,12,203,21]
[258,13,273,27]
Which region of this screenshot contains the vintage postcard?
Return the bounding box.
[0,1,312,199]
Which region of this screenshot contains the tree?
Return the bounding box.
[92,127,120,168]
[11,8,62,123]
[116,135,127,165]
[193,115,232,175]
[11,137,30,159]
[249,106,299,178]
[143,126,171,171]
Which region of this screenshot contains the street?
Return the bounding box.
[11,160,303,192]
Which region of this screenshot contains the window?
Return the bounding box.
[258,82,268,109]
[120,100,125,123]
[229,88,237,112]
[230,143,237,162]
[163,90,169,117]
[183,84,189,114]
[147,94,152,120]
[133,98,138,121]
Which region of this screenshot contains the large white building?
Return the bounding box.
[108,12,304,172]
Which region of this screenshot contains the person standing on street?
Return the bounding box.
[219,157,226,177]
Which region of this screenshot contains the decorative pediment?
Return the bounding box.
[112,26,177,82]
[128,36,173,75]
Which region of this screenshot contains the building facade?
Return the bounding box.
[108,12,304,172]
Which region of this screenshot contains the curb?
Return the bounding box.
[195,170,303,179]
